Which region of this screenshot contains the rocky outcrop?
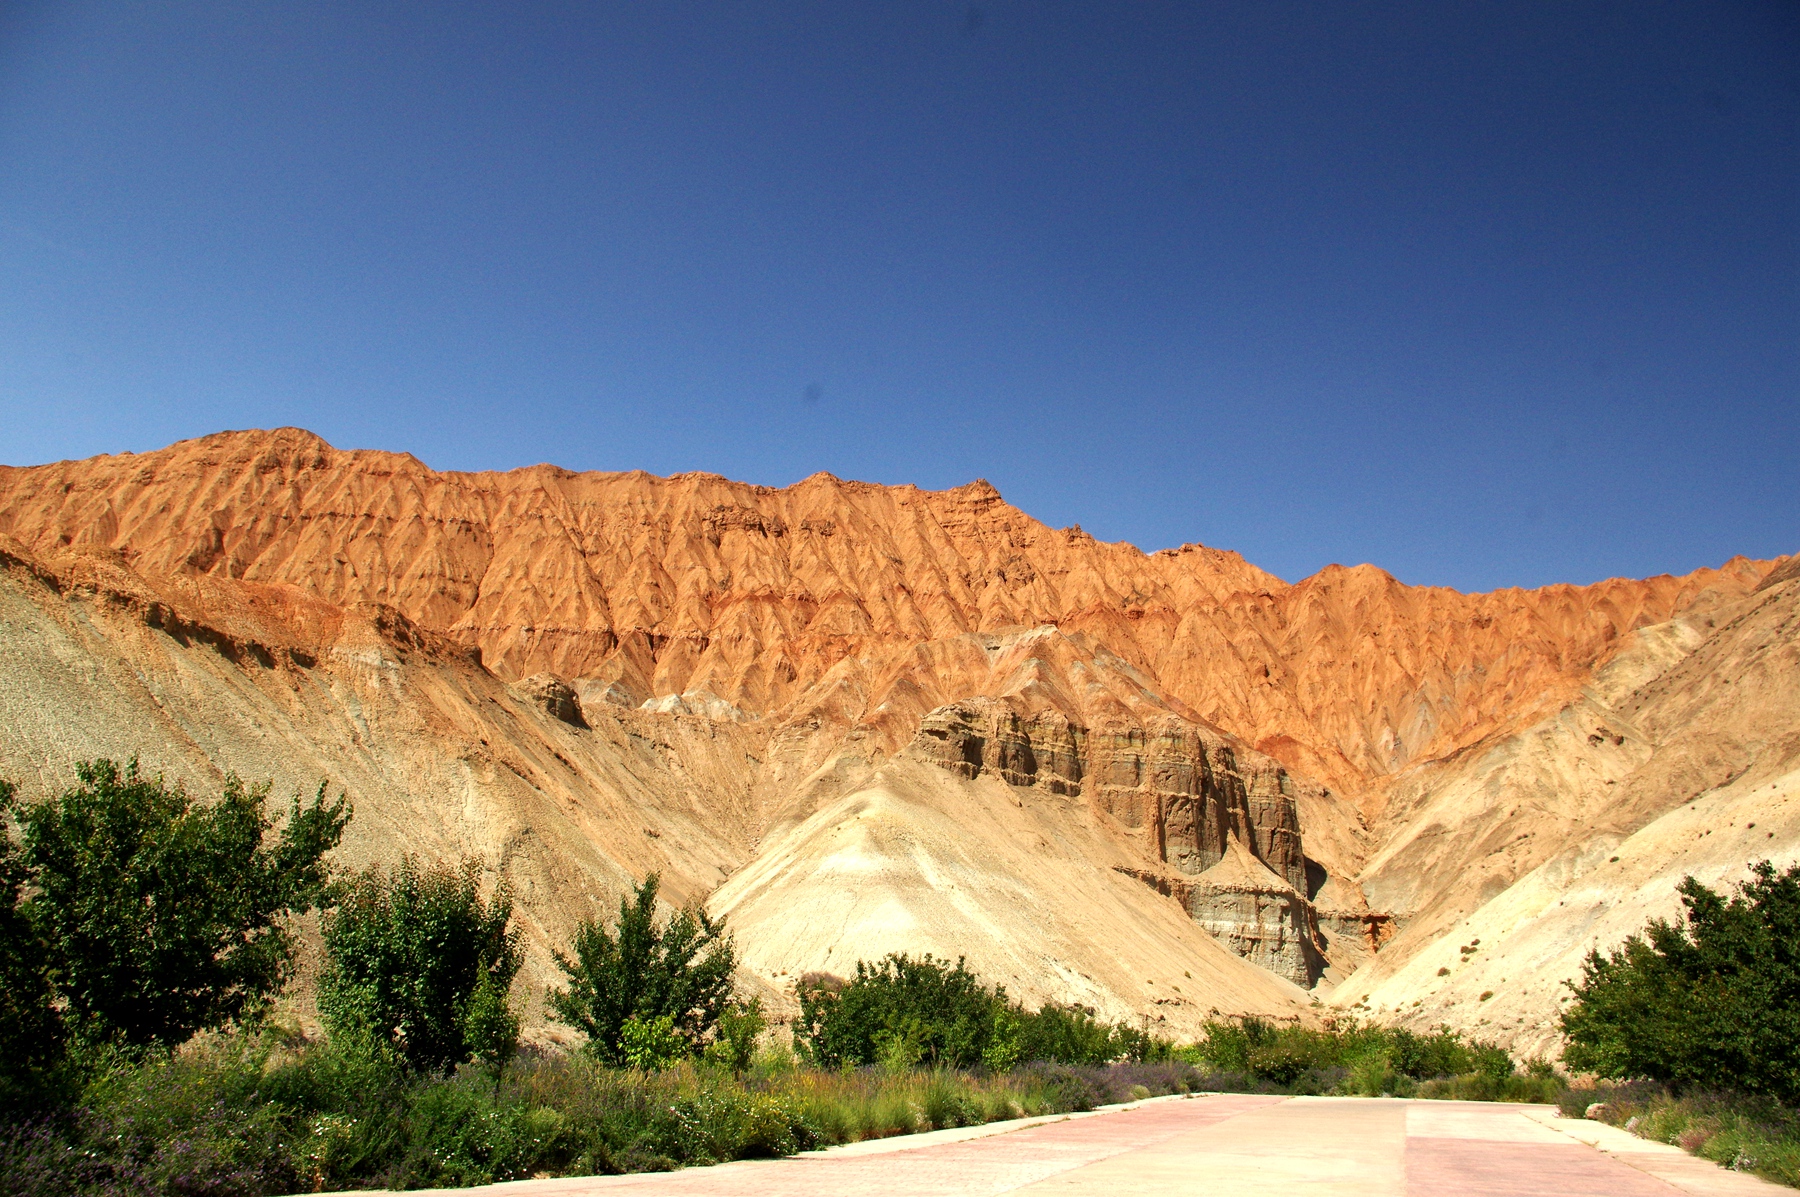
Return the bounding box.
[915,701,1087,794]
[512,673,587,727]
[1310,875,1399,981]
[914,696,1335,985]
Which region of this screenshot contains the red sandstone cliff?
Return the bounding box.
[0,428,1769,804]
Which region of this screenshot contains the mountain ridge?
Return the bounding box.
[0,428,1771,803]
[0,427,1790,1045]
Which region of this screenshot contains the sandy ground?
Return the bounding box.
[326,1095,1787,1197]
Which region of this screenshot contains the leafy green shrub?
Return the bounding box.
[797,955,1168,1070]
[1562,861,1800,1099]
[1348,1050,1398,1097]
[797,954,1015,1070]
[462,969,522,1091]
[1015,1002,1115,1066]
[1190,1014,1275,1073]
[1414,1070,1562,1102]
[620,1014,689,1072]
[1564,1083,1800,1187]
[1186,1016,1534,1099]
[21,760,347,1053]
[0,1026,1220,1194]
[319,856,523,1075]
[549,873,736,1066]
[0,780,63,1111]
[60,1033,309,1196]
[704,998,767,1076]
[1010,1062,1108,1110]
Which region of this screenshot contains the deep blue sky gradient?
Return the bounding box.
[1,2,1795,590]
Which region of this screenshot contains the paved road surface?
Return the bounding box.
[379,1095,1787,1196]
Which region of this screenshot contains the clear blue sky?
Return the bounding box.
[1,2,1794,590]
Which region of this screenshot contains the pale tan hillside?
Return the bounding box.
[0,535,765,1016]
[1331,575,1800,1051]
[711,756,1312,1036]
[0,533,1303,1032]
[0,428,1792,1044]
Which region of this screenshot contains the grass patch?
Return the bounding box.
[0,1033,1211,1195]
[0,1018,1570,1194]
[1562,1083,1800,1188]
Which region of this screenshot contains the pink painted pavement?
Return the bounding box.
[373,1095,1787,1197]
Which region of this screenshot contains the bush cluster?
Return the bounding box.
[1177,1016,1561,1101]
[0,762,348,1108]
[548,872,739,1067]
[794,953,1171,1071]
[1563,1082,1800,1187]
[319,856,524,1077]
[0,756,1609,1197]
[0,761,766,1100]
[1561,862,1800,1101]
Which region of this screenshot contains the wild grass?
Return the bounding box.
[1562,1082,1800,1189]
[0,1015,1568,1196]
[0,1034,1206,1195]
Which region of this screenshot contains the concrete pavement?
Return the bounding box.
[371,1094,1790,1196]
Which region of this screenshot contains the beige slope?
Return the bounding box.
[0,533,1312,1031]
[1350,760,1800,1059]
[0,537,763,1020]
[1331,576,1800,1052]
[1,430,1792,1034]
[710,755,1312,1036]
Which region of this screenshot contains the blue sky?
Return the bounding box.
[1,2,1794,590]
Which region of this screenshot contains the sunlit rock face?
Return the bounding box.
[0,426,1789,1031]
[913,696,1329,985]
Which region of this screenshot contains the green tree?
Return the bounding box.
[0,780,64,1107]
[22,759,348,1053]
[319,856,523,1075]
[1562,861,1800,1099]
[618,1013,688,1071]
[795,953,1013,1070]
[704,997,768,1075]
[462,966,522,1089]
[548,873,736,1066]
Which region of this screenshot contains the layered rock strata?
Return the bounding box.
[0,429,1791,1028]
[913,697,1334,985]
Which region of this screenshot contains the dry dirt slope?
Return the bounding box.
[0,428,1791,1048]
[1331,572,1800,1051]
[0,533,1308,1037]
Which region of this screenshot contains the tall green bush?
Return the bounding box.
[705,998,768,1076]
[797,955,1171,1070]
[548,873,737,1066]
[0,780,63,1109]
[320,856,523,1075]
[21,759,347,1052]
[1562,861,1800,1099]
[796,953,1013,1070]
